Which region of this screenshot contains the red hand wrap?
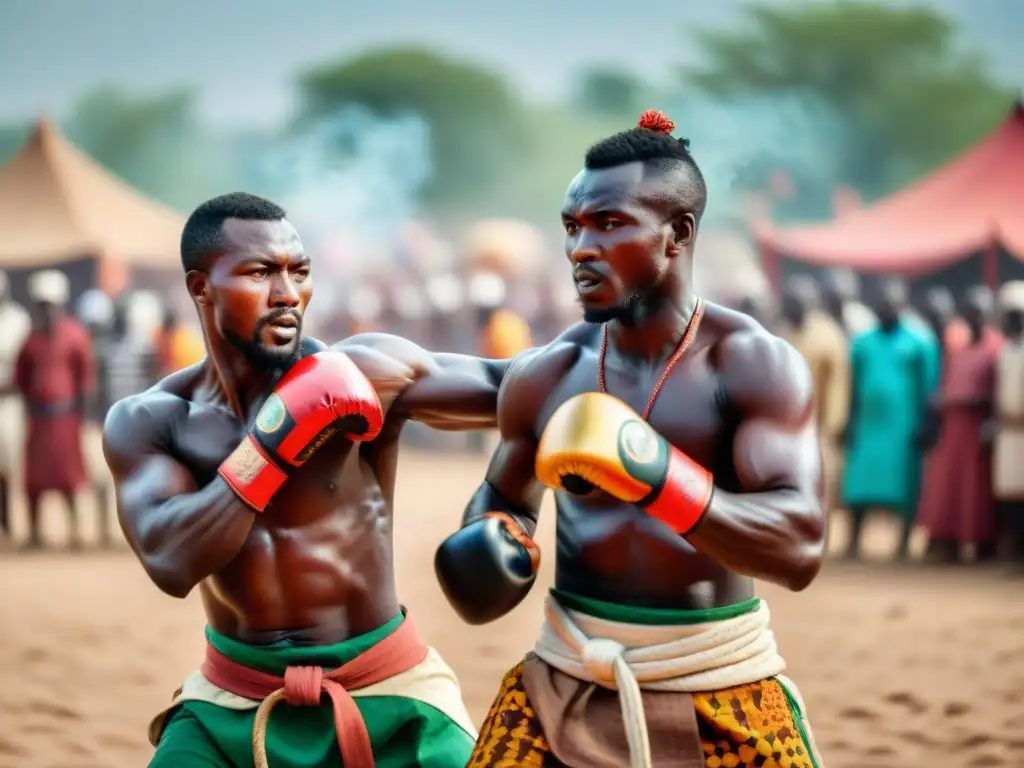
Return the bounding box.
[218,435,288,513]
[645,445,714,535]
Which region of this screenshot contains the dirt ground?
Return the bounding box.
[1,449,1023,768]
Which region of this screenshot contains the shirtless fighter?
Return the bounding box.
[103,193,507,768]
[436,112,827,768]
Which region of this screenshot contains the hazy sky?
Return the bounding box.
[1,0,1020,127]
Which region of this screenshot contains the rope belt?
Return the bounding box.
[534,596,785,768]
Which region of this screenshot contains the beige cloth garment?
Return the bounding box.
[788,309,850,509]
[527,595,789,768]
[995,283,1024,499]
[0,300,30,475]
[994,343,1024,499]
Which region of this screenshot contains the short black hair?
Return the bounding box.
[180,192,286,272]
[584,113,707,222]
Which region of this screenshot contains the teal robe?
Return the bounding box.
[842,321,940,515]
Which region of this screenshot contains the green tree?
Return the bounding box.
[500,106,634,227]
[63,87,234,209]
[684,0,1013,202]
[294,46,530,216]
[574,68,645,118]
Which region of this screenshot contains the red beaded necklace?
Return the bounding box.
[598,297,705,421]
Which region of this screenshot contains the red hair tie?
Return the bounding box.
[637,110,675,135]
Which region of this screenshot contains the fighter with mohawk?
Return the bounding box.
[436,111,827,767]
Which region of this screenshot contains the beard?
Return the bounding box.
[223,308,303,371]
[579,290,645,325]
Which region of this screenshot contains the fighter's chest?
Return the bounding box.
[538,353,728,467]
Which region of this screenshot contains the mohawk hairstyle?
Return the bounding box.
[180,191,287,272]
[584,109,707,221]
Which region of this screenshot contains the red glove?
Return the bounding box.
[219,351,384,511]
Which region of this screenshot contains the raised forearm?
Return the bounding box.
[130,478,255,598]
[461,479,539,535]
[438,478,542,624]
[687,487,824,592]
[395,356,510,430]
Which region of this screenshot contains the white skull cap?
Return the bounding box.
[76,289,114,326]
[28,270,70,305]
[468,271,506,308]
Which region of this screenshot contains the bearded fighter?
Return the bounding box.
[436,112,827,768]
[103,193,508,768]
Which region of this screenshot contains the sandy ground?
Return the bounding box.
[1,448,1023,768]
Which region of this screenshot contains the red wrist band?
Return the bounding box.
[645,446,714,535]
[218,434,288,513]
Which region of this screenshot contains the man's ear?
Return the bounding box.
[185,271,210,306]
[672,212,696,247]
[666,212,696,260]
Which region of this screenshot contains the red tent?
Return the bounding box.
[753,96,1024,286]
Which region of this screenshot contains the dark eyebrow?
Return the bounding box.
[585,209,637,224]
[563,207,629,219]
[236,255,307,270]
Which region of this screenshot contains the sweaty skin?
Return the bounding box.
[104,217,507,646]
[461,161,825,610]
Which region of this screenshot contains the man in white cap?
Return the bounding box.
[0,270,31,540]
[15,269,96,549]
[994,282,1024,565]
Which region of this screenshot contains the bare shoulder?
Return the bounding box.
[334,332,425,365]
[102,367,199,475]
[499,323,593,431]
[332,333,446,395]
[703,302,814,422]
[504,322,591,393]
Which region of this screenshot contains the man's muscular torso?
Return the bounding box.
[496,302,810,609]
[108,335,503,646]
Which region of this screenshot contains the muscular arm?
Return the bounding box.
[461,354,548,535]
[335,332,511,430]
[435,352,552,623]
[103,395,256,598]
[687,332,826,592]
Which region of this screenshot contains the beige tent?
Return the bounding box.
[0,118,184,298]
